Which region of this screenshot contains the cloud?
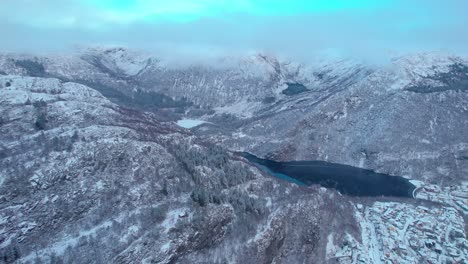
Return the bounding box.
[0,0,390,26]
[0,0,467,62]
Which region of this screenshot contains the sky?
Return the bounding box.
[1,0,467,61]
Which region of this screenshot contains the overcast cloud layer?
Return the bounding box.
[1,0,467,61]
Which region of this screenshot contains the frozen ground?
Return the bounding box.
[176,119,207,129]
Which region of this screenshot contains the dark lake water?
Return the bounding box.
[239,152,416,198]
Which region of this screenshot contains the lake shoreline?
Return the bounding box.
[238,152,416,198]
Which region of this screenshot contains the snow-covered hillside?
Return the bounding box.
[0,75,359,263]
[0,48,466,263]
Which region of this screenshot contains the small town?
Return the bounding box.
[1,1,467,262]
[414,182,468,215]
[331,200,467,264]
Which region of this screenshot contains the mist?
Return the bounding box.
[1,0,467,63]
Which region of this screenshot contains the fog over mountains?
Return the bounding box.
[2,0,468,61]
[0,47,466,263]
[2,48,466,182]
[1,1,467,263]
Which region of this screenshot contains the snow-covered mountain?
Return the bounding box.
[1,48,466,183]
[0,74,360,263]
[209,53,468,185]
[0,48,372,113]
[0,48,466,263]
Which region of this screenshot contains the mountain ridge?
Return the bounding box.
[0,48,466,263]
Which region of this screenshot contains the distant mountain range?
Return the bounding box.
[0,47,466,263]
[2,48,465,183]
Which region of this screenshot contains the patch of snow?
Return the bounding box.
[214,100,260,118]
[120,225,140,243]
[95,180,105,190]
[160,242,171,252]
[20,221,37,234]
[0,216,7,225]
[409,179,424,188]
[176,119,207,129]
[354,208,383,264]
[248,209,281,243]
[399,216,414,242]
[420,139,431,144]
[21,220,113,262]
[233,132,247,138]
[358,157,365,168]
[161,208,187,233]
[0,235,14,249]
[326,233,336,259]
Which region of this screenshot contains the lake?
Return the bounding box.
[239,152,416,198]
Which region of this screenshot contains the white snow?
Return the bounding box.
[21,220,113,262]
[354,208,383,264]
[325,233,336,259]
[248,209,281,243]
[0,235,14,248]
[233,132,248,138]
[84,47,152,76]
[409,179,424,187]
[161,208,187,233]
[214,100,260,118]
[119,225,140,243]
[176,119,207,129]
[399,216,414,241]
[95,180,105,190]
[160,242,171,252]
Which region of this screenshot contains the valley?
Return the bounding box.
[0,48,466,263]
